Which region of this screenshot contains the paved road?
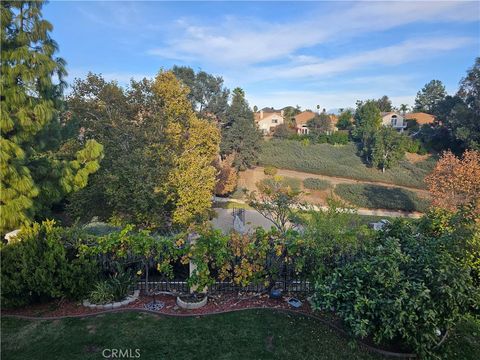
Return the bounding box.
[211,208,277,234]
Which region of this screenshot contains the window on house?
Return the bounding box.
[391,115,397,126]
[272,119,278,124]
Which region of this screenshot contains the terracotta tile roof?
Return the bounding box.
[294,111,316,127]
[404,112,436,125]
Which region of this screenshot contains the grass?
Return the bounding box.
[303,178,331,191]
[334,184,431,212]
[1,310,382,360]
[259,140,436,189]
[2,310,478,360]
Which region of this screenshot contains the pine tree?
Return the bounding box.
[414,80,446,113]
[0,1,103,233]
[221,88,261,170]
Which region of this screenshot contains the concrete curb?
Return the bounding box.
[82,290,140,309]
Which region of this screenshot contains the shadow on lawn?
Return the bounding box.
[361,185,417,212]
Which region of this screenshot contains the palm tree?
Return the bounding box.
[399,104,409,115]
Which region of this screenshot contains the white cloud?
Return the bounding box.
[253,36,474,81]
[147,1,479,66]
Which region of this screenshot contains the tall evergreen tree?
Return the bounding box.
[375,95,393,112]
[221,88,261,170]
[0,1,103,234]
[414,80,446,113]
[353,100,382,163]
[172,66,229,121]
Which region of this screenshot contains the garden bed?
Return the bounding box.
[1,292,310,318]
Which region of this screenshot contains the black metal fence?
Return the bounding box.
[136,278,312,294]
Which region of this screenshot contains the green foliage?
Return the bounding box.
[259,140,435,188]
[372,127,407,172]
[334,183,430,212]
[67,72,219,229]
[353,100,382,163]
[336,109,354,130]
[303,199,372,279]
[307,113,333,135]
[263,166,278,176]
[172,65,229,121]
[88,268,135,304]
[313,218,475,356]
[88,281,114,305]
[272,123,295,138]
[327,131,349,145]
[0,221,99,307]
[221,88,262,170]
[374,95,393,112]
[302,178,331,191]
[248,176,304,234]
[0,2,103,233]
[414,79,446,113]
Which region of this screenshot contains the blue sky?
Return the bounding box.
[44,1,480,111]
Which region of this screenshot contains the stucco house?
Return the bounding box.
[294,111,339,135]
[254,108,284,135]
[381,112,406,132]
[294,111,316,134]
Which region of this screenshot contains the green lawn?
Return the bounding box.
[334,184,431,212]
[2,310,478,360]
[259,140,436,189]
[1,310,382,360]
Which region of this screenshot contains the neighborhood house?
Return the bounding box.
[254,108,284,135]
[294,111,316,134]
[381,112,407,132]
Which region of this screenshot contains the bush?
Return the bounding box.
[334,183,430,212]
[0,221,99,307]
[259,140,435,189]
[264,166,278,176]
[327,131,349,145]
[303,178,331,191]
[272,124,295,138]
[312,219,475,356]
[89,269,134,304]
[89,281,114,305]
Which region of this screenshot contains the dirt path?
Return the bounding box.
[239,166,430,197]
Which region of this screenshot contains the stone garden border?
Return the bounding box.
[176,295,208,310]
[82,290,140,310]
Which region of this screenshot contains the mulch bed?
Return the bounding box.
[0,292,312,318]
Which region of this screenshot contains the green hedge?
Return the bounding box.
[334,184,430,212]
[303,178,331,191]
[312,218,476,356]
[259,140,435,189]
[1,221,99,308]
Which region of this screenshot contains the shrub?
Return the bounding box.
[327,131,349,145]
[303,178,331,191]
[89,281,114,305]
[334,183,431,212]
[264,166,278,176]
[312,219,475,356]
[0,221,99,307]
[88,269,134,304]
